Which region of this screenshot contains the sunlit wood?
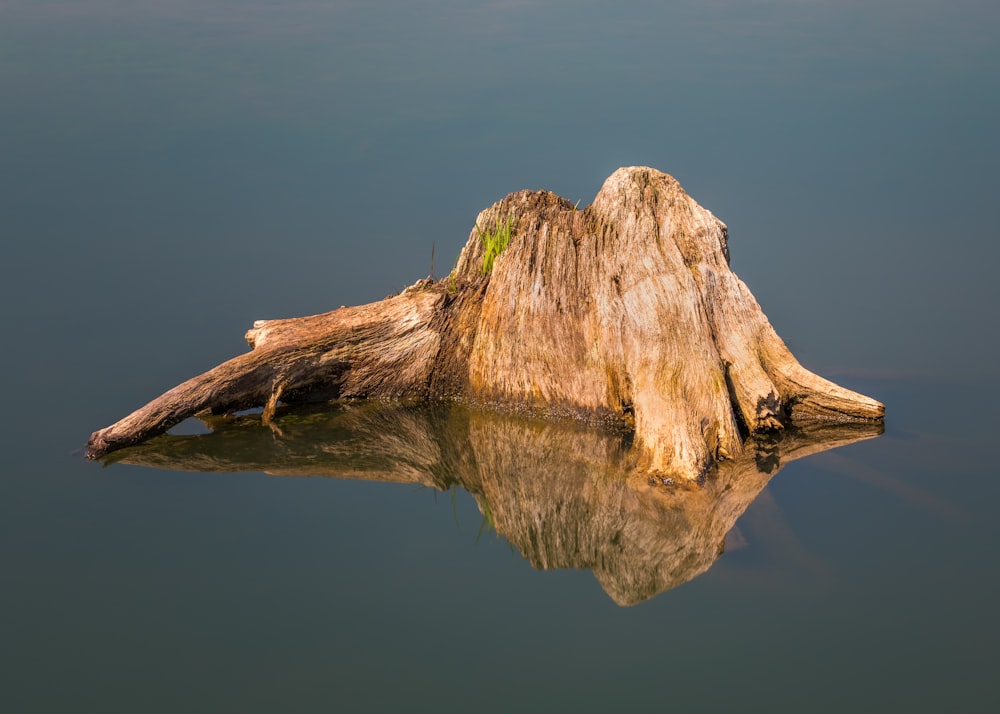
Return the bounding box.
[88,167,883,479]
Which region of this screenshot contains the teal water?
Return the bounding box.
[2,2,998,712]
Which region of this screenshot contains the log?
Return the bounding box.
[87,166,884,479]
[108,401,884,605]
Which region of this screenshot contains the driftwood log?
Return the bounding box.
[87,166,884,479]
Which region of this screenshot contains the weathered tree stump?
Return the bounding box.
[87,166,884,479]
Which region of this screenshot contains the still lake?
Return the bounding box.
[2,2,998,712]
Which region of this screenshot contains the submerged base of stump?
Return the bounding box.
[87,167,884,480]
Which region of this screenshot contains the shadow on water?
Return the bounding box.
[104,402,882,606]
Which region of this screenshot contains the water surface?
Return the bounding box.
[2,2,998,712]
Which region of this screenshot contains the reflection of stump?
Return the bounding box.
[88,167,883,480]
[109,402,883,605]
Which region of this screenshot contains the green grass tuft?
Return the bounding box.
[476,210,517,275]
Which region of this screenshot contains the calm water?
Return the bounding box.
[2,2,999,711]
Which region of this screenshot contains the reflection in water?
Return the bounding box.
[109,403,882,606]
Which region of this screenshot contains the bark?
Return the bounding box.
[109,401,883,605]
[87,166,884,479]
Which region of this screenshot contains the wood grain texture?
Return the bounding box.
[88,166,884,478]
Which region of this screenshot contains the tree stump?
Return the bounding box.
[87,166,884,479]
